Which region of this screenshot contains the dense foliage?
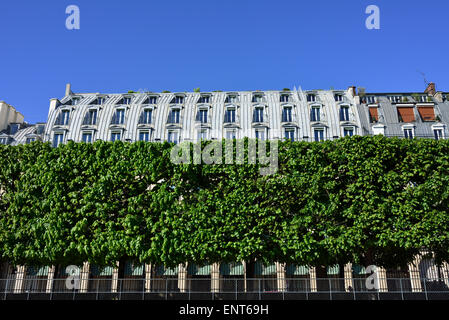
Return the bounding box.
[1,136,449,268]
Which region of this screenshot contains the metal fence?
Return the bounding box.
[1,278,449,300]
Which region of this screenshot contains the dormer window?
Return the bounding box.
[198,96,210,104]
[280,94,289,103]
[139,130,151,141]
[404,128,414,139]
[72,98,80,105]
[334,94,343,102]
[310,106,320,122]
[111,109,125,125]
[83,109,98,125]
[225,95,238,104]
[340,106,350,121]
[170,96,184,104]
[397,107,415,123]
[284,128,295,141]
[253,107,264,123]
[224,107,236,123]
[123,97,132,105]
[139,109,152,124]
[196,109,208,123]
[255,128,266,141]
[167,131,179,144]
[55,110,70,125]
[0,138,8,145]
[167,109,180,124]
[252,94,264,103]
[26,137,36,144]
[434,129,444,140]
[91,97,106,105]
[388,96,402,103]
[197,129,208,141]
[53,133,64,147]
[343,127,354,137]
[111,132,121,142]
[365,96,376,104]
[82,132,93,143]
[145,96,158,104]
[369,107,379,123]
[307,94,316,102]
[282,106,293,122]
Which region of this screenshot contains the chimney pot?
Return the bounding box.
[425,82,436,96]
[65,83,72,97]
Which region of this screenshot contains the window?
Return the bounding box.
[343,128,354,137]
[252,95,263,103]
[280,95,289,102]
[111,132,121,142]
[72,98,80,105]
[167,109,180,124]
[397,107,415,123]
[284,128,295,141]
[196,109,208,123]
[282,107,293,122]
[224,107,236,123]
[255,129,265,141]
[53,133,64,147]
[310,106,320,122]
[168,131,179,144]
[123,97,132,105]
[111,109,125,125]
[55,110,70,125]
[225,95,238,103]
[404,128,414,139]
[369,107,379,123]
[0,138,7,145]
[198,96,210,104]
[83,109,98,125]
[314,129,324,142]
[417,106,436,121]
[253,107,264,123]
[226,130,237,140]
[171,96,184,104]
[26,137,36,144]
[197,129,207,141]
[340,106,350,121]
[366,96,376,104]
[139,131,150,141]
[82,132,93,143]
[434,129,443,140]
[307,94,316,102]
[334,94,343,102]
[139,109,152,124]
[148,96,157,104]
[388,96,402,103]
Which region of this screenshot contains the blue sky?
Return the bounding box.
[1,0,448,123]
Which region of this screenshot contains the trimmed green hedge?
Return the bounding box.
[1,136,449,269]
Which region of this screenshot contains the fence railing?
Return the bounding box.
[1,277,449,300]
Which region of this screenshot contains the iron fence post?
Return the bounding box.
[165,279,168,301]
[235,279,237,300]
[4,278,9,300]
[399,278,404,301]
[142,279,145,300]
[258,279,261,301]
[119,279,122,301]
[423,278,428,301]
[329,278,332,301]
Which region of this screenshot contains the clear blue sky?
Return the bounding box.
[1,0,448,123]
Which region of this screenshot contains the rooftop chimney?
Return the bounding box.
[65,83,73,97]
[425,82,436,96]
